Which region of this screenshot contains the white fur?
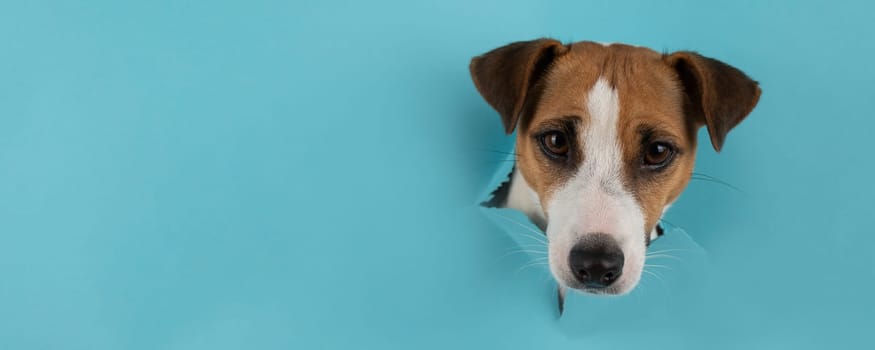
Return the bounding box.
[649,228,660,241]
[544,78,646,294]
[505,170,546,229]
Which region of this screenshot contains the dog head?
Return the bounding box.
[471,39,760,294]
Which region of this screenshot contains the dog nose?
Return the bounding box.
[568,234,625,288]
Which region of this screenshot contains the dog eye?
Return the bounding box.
[539,131,569,157]
[643,142,674,167]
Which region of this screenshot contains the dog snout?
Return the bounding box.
[568,233,625,288]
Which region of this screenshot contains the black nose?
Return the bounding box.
[568,234,625,288]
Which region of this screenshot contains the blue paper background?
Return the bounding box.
[2,0,874,348]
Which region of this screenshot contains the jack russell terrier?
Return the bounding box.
[470,39,761,313]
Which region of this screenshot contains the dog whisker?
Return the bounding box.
[516,245,548,252]
[645,254,682,261]
[516,259,549,274]
[658,218,700,240]
[490,221,548,246]
[689,175,745,194]
[509,225,548,242]
[646,248,692,255]
[644,263,673,271]
[481,159,518,163]
[641,269,669,291]
[490,249,547,266]
[475,148,523,157]
[690,171,715,178]
[646,250,684,256]
[518,234,549,246]
[518,255,549,263]
[498,249,548,259]
[691,172,732,182]
[489,212,548,243]
[641,269,663,281]
[643,268,668,280]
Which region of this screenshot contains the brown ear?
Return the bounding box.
[665,51,762,152]
[470,39,568,134]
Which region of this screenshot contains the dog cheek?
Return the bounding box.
[635,180,676,232]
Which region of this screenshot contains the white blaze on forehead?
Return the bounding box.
[546,78,647,292]
[583,78,623,194]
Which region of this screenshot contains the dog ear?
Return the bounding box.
[470,39,568,134]
[665,51,761,152]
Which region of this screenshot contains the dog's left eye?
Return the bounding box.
[539,131,570,158]
[643,142,675,167]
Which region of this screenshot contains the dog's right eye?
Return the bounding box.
[539,131,569,158]
[642,141,676,168]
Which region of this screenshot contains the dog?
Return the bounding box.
[470,39,761,312]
